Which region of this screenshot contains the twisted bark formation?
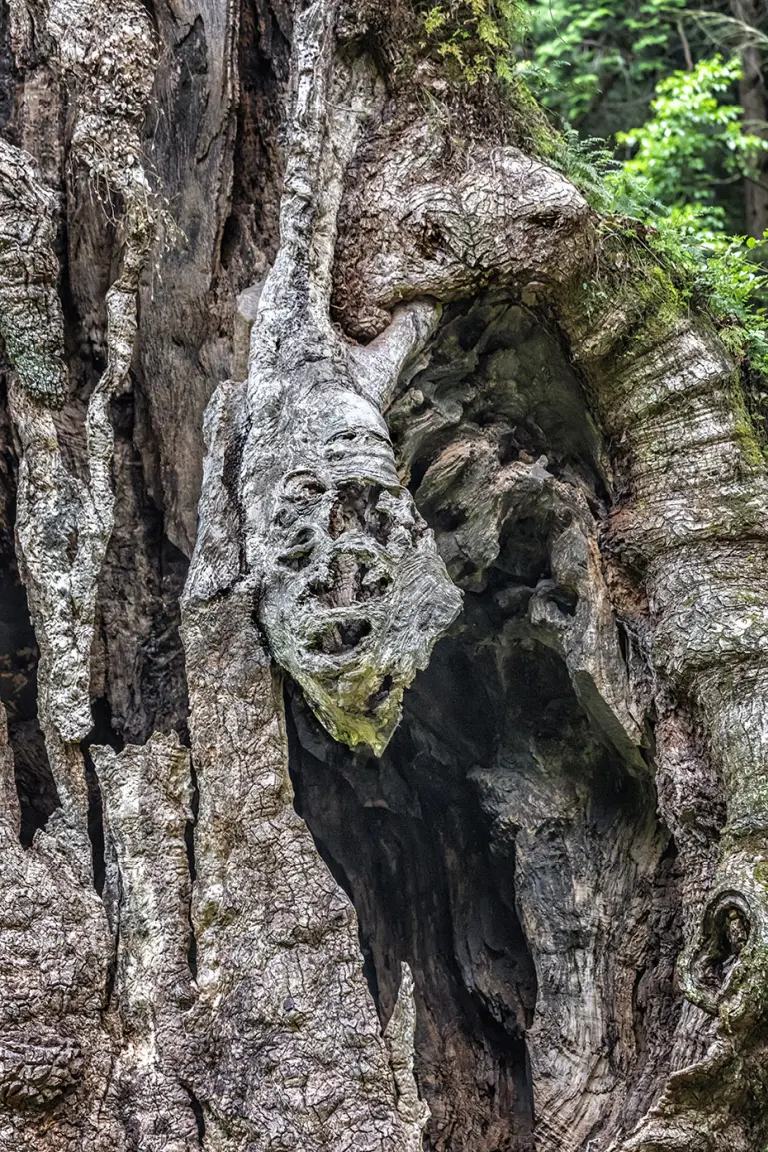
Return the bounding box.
[222,0,461,753]
[0,0,768,1150]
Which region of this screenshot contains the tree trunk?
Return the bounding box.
[731,0,768,238]
[0,2,767,1151]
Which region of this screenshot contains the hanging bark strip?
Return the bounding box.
[233,0,462,755]
[0,139,67,405]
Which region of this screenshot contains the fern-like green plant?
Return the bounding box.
[418,0,526,84]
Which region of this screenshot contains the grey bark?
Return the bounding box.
[0,1,767,1150]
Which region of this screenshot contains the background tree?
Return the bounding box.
[0,1,768,1151]
[526,0,768,236]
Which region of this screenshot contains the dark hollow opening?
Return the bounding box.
[287,575,670,1149]
[286,295,680,1151]
[82,696,125,894]
[287,608,540,1150]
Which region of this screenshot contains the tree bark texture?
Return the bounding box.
[0,1,767,1150]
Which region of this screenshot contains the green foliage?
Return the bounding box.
[418,0,525,84]
[655,214,768,369]
[542,64,768,374]
[612,210,768,375]
[524,0,689,133]
[609,57,768,371]
[546,128,640,213]
[616,56,768,213]
[519,0,768,405]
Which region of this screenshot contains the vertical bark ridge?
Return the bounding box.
[180,577,427,1147]
[2,0,159,869]
[91,734,199,1150]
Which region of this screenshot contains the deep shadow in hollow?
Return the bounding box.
[286,609,542,1152]
[286,580,669,1151]
[0,378,59,844]
[0,562,60,845]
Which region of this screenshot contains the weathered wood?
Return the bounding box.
[0,0,767,1149]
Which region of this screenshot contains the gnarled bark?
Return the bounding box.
[0,1,767,1150]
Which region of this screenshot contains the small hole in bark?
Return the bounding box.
[366,675,393,714]
[498,432,520,466]
[528,210,560,227]
[360,569,392,601]
[698,897,752,992]
[314,558,392,608]
[473,409,499,428]
[281,555,313,571]
[310,618,372,655]
[550,587,578,617]
[435,506,466,532]
[282,471,327,503]
[278,527,315,569]
[408,457,431,494]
